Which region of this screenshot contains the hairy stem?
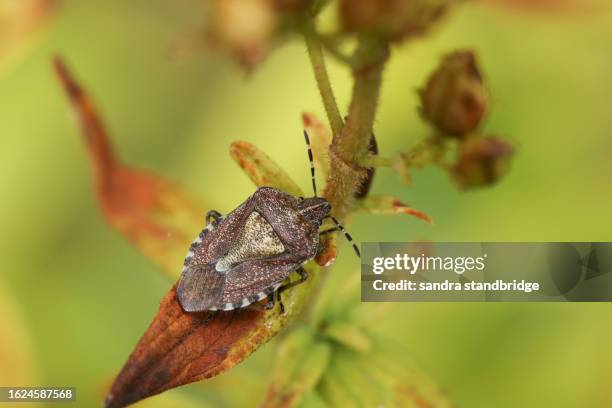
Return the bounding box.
[323,37,390,220]
[304,22,344,138]
[360,155,395,168]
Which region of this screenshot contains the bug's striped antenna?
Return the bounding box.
[303,130,317,197]
[330,216,361,258]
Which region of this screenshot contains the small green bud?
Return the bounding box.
[339,0,449,42]
[452,137,514,189]
[420,50,488,137]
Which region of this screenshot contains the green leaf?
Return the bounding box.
[230,140,303,196]
[296,391,330,408]
[262,327,331,408]
[324,322,372,353]
[355,195,433,224]
[302,112,332,183]
[0,279,39,391]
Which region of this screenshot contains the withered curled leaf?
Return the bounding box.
[53,57,205,278]
[105,285,265,408]
[103,258,319,406]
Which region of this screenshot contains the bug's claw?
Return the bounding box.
[277,290,286,315]
[279,301,285,315]
[264,293,275,310]
[202,311,217,325]
[205,210,223,226]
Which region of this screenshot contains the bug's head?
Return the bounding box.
[297,197,331,226]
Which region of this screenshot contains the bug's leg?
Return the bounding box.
[276,267,309,315]
[202,310,218,325]
[277,290,284,315]
[319,227,339,236]
[264,292,275,310]
[205,210,223,226]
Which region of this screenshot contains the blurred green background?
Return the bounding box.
[2,0,612,407]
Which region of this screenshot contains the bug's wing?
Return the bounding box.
[218,253,302,307]
[177,264,225,312]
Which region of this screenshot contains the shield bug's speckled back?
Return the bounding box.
[177,131,359,313]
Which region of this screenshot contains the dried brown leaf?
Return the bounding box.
[103,267,320,407]
[105,285,266,408]
[53,57,205,278]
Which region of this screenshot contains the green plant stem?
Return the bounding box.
[323,38,390,220]
[304,22,344,138]
[359,155,396,168]
[319,34,356,67]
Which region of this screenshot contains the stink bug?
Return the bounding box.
[177,131,359,313]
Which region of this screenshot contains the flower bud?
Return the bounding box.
[420,50,488,136]
[339,0,449,42]
[209,0,277,68]
[452,137,514,189]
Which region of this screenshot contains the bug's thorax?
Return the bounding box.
[211,196,329,273]
[297,197,331,227]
